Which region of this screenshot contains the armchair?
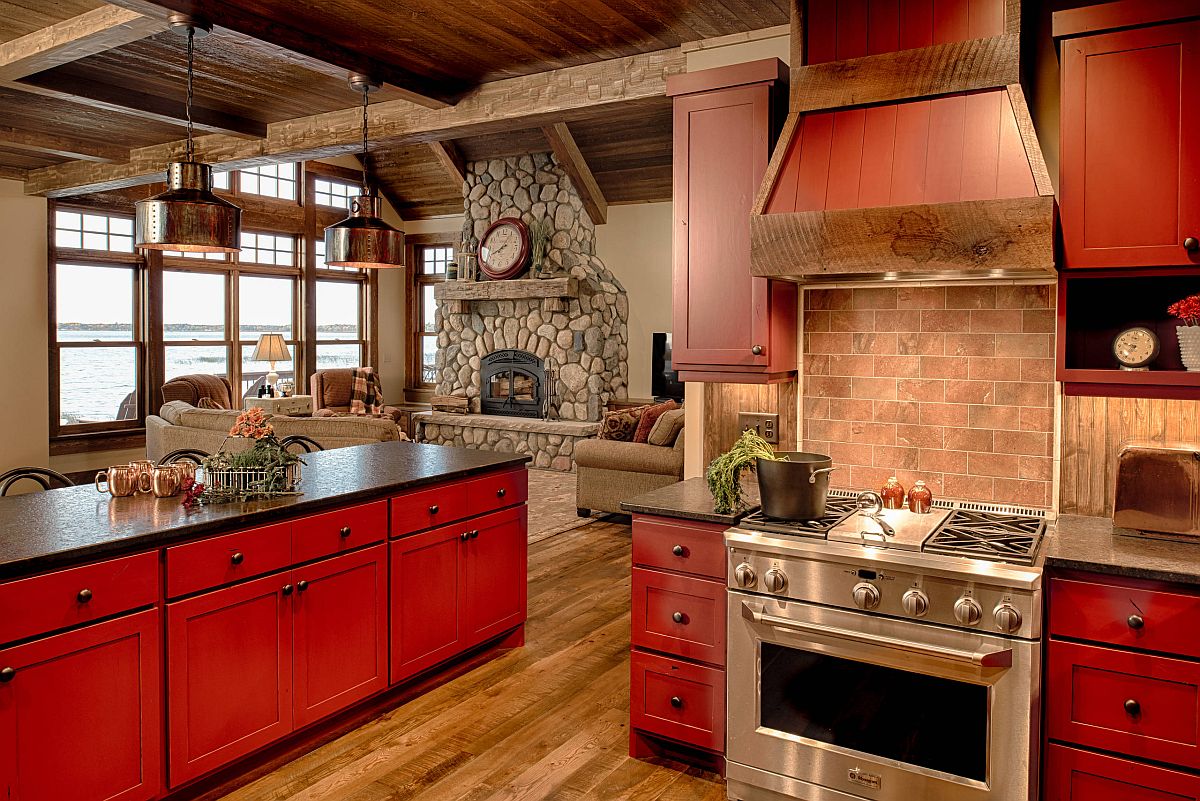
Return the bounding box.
[161,374,234,409]
[310,368,403,423]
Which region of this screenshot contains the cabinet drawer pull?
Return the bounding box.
[497,488,507,498]
[297,580,309,592]
[339,526,352,538]
[460,531,470,541]
[1127,614,1144,630]
[76,588,92,603]
[0,667,13,683]
[1186,237,1199,252]
[230,551,244,565]
[282,584,294,596]
[672,611,685,624]
[671,544,685,557]
[669,696,683,709]
[429,505,439,515]
[1124,698,1141,716]
[751,345,763,356]
[469,530,479,539]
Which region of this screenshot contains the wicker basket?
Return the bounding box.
[204,462,302,496]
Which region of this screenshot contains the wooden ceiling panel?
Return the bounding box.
[0,143,64,169]
[0,84,181,148]
[0,0,106,43]
[366,144,463,220]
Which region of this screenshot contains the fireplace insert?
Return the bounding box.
[480,349,547,418]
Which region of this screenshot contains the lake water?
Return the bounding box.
[58,329,361,424]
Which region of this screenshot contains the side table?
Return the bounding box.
[245,394,314,417]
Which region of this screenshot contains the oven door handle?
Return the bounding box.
[742,603,1013,668]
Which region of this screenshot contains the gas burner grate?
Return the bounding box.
[924,510,1047,565]
[739,496,861,538]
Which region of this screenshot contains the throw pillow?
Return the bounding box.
[158,400,193,426]
[647,407,686,447]
[633,400,679,443]
[597,404,651,441]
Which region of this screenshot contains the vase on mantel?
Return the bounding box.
[1178,326,1200,371]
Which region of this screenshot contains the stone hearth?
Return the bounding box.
[421,412,597,471]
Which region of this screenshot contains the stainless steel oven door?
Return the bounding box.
[727,592,1040,801]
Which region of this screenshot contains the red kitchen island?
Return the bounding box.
[0,441,529,801]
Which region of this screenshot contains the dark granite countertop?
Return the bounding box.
[0,441,529,581]
[620,477,759,526]
[1046,514,1200,586]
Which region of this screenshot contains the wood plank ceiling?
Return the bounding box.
[0,1,789,217]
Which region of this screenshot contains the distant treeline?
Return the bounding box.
[58,323,358,332]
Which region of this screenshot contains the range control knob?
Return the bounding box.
[852,582,881,610]
[994,603,1023,634]
[763,569,788,594]
[901,589,929,617]
[734,563,757,589]
[954,597,983,627]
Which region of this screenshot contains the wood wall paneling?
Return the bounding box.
[701,380,799,467]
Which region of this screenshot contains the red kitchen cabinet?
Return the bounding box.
[1045,743,1200,801]
[167,572,293,786]
[390,524,465,684]
[463,506,528,646]
[1059,17,1200,268]
[0,609,161,801]
[668,59,796,383]
[293,544,388,728]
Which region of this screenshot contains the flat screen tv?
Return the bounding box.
[652,332,684,401]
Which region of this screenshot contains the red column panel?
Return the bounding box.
[793,112,836,212]
[933,0,970,44]
[890,100,932,204]
[826,109,868,210]
[900,0,934,49]
[868,0,902,55]
[837,0,870,60]
[859,105,900,207]
[924,93,967,203]
[960,89,1002,200]
[765,120,804,214]
[807,0,838,64]
[968,0,1005,39]
[996,90,1038,198]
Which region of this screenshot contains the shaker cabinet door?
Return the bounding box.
[390,524,466,684]
[167,572,293,786]
[463,506,528,647]
[0,609,162,801]
[1061,20,1200,268]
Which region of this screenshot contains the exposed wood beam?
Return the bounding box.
[0,5,165,81]
[7,73,267,138]
[541,123,607,225]
[106,0,467,109]
[26,47,686,197]
[0,126,127,163]
[0,166,29,182]
[427,141,467,189]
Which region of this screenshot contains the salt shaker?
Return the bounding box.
[880,476,906,510]
[907,480,933,514]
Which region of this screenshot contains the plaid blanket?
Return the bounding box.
[349,367,385,416]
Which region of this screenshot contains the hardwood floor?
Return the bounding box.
[216,519,726,801]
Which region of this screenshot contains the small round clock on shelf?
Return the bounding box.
[478,217,531,280]
[1112,326,1160,371]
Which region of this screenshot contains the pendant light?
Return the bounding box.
[135,15,241,252]
[323,74,405,269]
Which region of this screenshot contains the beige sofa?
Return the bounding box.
[574,411,686,516]
[146,402,403,462]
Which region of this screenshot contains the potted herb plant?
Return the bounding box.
[706,429,780,514]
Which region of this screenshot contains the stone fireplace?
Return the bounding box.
[420,151,629,470]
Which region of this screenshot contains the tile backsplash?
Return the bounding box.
[802,285,1055,508]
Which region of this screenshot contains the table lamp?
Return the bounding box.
[251,333,291,392]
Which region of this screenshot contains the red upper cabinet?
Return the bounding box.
[669,60,797,383]
[0,609,162,801]
[1059,17,1200,268]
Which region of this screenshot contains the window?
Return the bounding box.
[410,243,453,388]
[164,270,229,384]
[314,236,360,273]
[316,279,363,370]
[54,209,134,253]
[238,163,297,200]
[164,249,227,261]
[313,178,358,210]
[240,231,295,266]
[213,170,231,191]
[239,275,296,397]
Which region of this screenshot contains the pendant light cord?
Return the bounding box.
[185,26,195,162]
[360,86,370,193]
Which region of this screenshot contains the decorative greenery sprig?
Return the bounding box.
[706,429,783,514]
[529,218,552,277]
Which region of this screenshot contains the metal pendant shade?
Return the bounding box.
[135,16,241,253]
[323,74,405,269]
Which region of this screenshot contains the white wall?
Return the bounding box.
[0,179,50,477]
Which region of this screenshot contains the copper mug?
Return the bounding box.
[171,461,197,485]
[95,465,138,497]
[129,459,155,494]
[149,465,182,498]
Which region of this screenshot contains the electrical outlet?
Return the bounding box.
[738,412,779,445]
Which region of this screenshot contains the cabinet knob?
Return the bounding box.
[672,611,685,624]
[297,580,309,592]
[671,544,685,557]
[1127,614,1145,630]
[460,531,470,541]
[282,584,294,596]
[669,696,683,709]
[1124,698,1141,717]
[76,588,92,604]
[1186,237,1199,252]
[339,526,352,538]
[230,551,244,565]
[751,345,763,356]
[429,505,439,515]
[497,488,506,498]
[0,667,13,683]
[469,530,479,539]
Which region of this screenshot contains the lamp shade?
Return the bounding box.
[136,161,241,252]
[251,333,291,363]
[324,193,405,268]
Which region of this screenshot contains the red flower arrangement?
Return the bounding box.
[180,475,206,510]
[229,407,274,439]
[1169,294,1200,326]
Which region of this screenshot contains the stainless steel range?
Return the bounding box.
[725,490,1048,801]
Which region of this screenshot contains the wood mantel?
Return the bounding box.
[434,277,580,313]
